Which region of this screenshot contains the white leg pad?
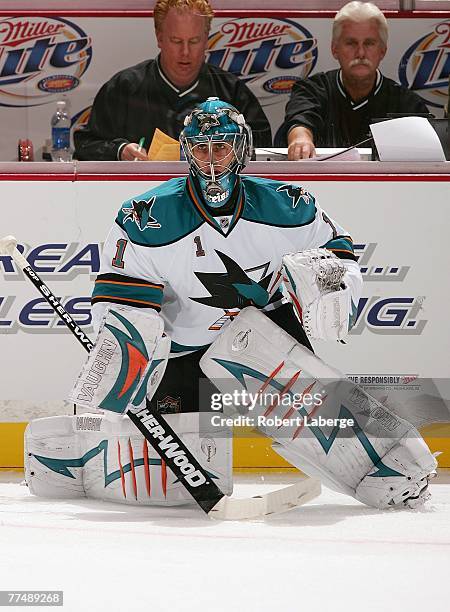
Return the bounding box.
[200,306,437,509]
[25,413,232,506]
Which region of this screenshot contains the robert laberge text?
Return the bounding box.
[210,415,354,428]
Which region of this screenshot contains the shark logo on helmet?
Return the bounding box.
[194,111,222,133]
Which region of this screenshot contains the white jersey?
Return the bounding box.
[93,175,359,355]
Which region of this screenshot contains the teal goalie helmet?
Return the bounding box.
[180,97,253,208]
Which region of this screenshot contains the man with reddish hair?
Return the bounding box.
[74,0,271,161]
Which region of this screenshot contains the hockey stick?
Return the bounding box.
[0,235,320,519]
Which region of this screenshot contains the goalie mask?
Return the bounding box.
[180,97,253,208]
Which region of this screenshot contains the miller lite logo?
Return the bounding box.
[0,17,92,107]
[399,20,450,109]
[207,18,317,103]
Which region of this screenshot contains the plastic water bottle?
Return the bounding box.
[50,100,72,162]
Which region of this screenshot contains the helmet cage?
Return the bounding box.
[180,102,253,208]
[183,132,246,183]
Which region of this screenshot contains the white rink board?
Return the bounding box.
[0,176,449,420]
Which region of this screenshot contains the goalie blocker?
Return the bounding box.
[200,307,437,509]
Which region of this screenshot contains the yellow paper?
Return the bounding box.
[148,128,180,161]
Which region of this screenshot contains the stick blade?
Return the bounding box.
[208,478,321,521]
[0,235,18,257]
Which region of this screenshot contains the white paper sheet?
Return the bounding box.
[370,117,446,161]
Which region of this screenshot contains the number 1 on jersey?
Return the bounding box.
[112,238,128,268]
[194,235,205,257]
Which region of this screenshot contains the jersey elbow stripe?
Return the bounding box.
[95,273,164,290]
[330,246,353,253]
[328,249,358,262]
[323,236,357,260]
[91,295,161,311]
[94,279,163,290]
[92,280,163,309]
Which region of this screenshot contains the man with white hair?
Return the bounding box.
[279,1,429,159]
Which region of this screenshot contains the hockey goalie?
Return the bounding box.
[25,98,437,511]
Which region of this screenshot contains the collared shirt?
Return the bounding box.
[74,56,272,160]
[278,68,429,148]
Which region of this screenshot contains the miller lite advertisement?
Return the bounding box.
[0,17,92,106]
[0,15,151,160]
[398,19,450,110]
[206,17,318,133]
[0,14,449,159]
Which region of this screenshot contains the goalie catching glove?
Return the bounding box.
[283,248,362,341]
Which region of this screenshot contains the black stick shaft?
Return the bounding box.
[22,265,94,351]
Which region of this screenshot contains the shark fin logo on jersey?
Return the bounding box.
[191,250,272,309]
[122,197,161,231]
[276,184,311,208]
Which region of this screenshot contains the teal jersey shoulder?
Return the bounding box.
[116,177,204,246]
[241,175,317,227]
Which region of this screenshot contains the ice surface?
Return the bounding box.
[1,471,449,612]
